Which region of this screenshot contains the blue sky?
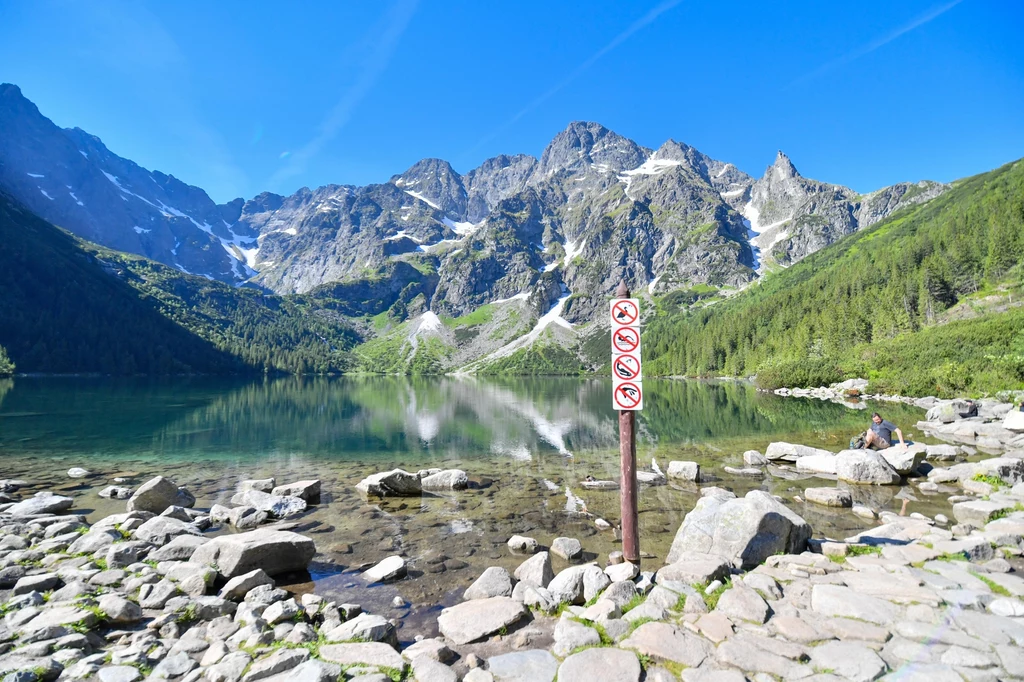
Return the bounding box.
[1,0,1021,203]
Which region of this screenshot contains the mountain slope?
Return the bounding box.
[0,191,359,374]
[645,158,1024,396]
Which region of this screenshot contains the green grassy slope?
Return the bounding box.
[0,192,359,375]
[645,159,1024,397]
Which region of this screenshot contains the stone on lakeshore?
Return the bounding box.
[230,489,307,518]
[657,552,730,584]
[97,666,143,682]
[362,555,406,582]
[514,551,553,588]
[716,637,813,679]
[795,453,837,474]
[743,450,767,466]
[581,479,617,490]
[420,469,469,491]
[219,569,274,601]
[97,594,142,624]
[835,449,901,485]
[667,461,700,481]
[486,650,558,682]
[464,567,514,600]
[270,480,321,501]
[723,466,763,477]
[852,505,876,519]
[13,573,59,595]
[67,467,90,478]
[205,652,252,682]
[355,469,422,497]
[189,528,315,578]
[98,486,133,500]
[599,580,639,610]
[953,499,1017,526]
[68,527,120,554]
[1004,410,1024,432]
[319,642,404,671]
[666,490,811,568]
[239,478,276,493]
[401,638,454,663]
[765,442,833,462]
[715,585,770,624]
[604,561,638,582]
[926,401,971,423]
[926,444,961,460]
[552,617,601,657]
[507,535,538,553]
[133,516,202,545]
[6,492,74,517]
[326,613,395,644]
[148,534,209,562]
[620,621,712,668]
[551,537,583,561]
[409,655,457,682]
[804,487,852,507]
[436,596,528,645]
[636,470,666,485]
[880,444,927,475]
[263,598,300,626]
[127,475,194,513]
[809,641,887,682]
[18,605,98,634]
[811,584,899,625]
[557,648,641,682]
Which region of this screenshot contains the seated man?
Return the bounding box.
[864,412,905,450]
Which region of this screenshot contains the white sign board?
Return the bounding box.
[610,298,643,411]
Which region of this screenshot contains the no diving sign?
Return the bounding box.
[610,298,643,411]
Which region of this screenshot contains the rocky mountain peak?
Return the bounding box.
[391,158,468,218]
[771,150,800,180]
[535,121,647,178]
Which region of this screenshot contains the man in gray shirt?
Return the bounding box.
[865,412,905,450]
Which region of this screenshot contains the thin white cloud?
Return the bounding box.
[467,0,686,155]
[267,0,418,191]
[788,0,964,88]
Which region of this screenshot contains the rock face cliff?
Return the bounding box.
[0,84,949,371]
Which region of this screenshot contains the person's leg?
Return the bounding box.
[864,429,878,449]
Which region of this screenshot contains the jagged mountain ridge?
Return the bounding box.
[0,83,950,372]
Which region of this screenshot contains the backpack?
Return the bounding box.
[850,432,866,449]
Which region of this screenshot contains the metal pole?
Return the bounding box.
[616,280,640,565]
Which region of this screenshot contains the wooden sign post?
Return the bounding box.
[612,280,641,565]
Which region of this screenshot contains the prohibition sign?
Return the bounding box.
[614,381,643,410]
[611,299,639,325]
[612,327,640,353]
[613,353,641,381]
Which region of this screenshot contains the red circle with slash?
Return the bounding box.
[613,353,641,381]
[614,382,642,410]
[612,300,639,325]
[612,327,640,353]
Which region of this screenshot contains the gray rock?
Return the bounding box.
[486,650,559,682]
[953,499,1017,526]
[362,555,406,582]
[355,469,422,497]
[926,444,961,460]
[262,598,299,625]
[133,516,202,545]
[795,453,838,475]
[241,648,309,682]
[620,621,712,667]
[269,480,321,501]
[326,613,396,644]
[420,469,469,491]
[557,647,641,682]
[765,442,833,462]
[98,486,133,500]
[230,489,307,518]
[12,573,59,595]
[97,666,143,682]
[809,641,887,682]
[205,652,252,682]
[148,534,209,562]
[666,490,811,568]
[552,617,601,657]
[513,552,552,588]
[401,638,454,663]
[550,537,583,561]
[239,478,276,493]
[189,528,315,578]
[600,580,639,610]
[464,567,514,600]
[811,584,898,625]
[880,444,927,475]
[97,594,142,624]
[667,461,700,481]
[318,642,404,670]
[219,569,274,601]
[835,449,901,485]
[743,451,768,466]
[657,552,731,584]
[409,655,457,682]
[6,493,74,517]
[804,487,852,507]
[126,476,191,514]
[436,596,528,645]
[715,585,770,623]
[139,579,179,609]
[507,535,538,553]
[716,636,813,679]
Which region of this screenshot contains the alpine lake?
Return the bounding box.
[0,376,949,643]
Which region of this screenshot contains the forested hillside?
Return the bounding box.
[0,192,359,375]
[645,159,1024,397]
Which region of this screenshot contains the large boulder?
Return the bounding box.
[127,476,193,514]
[880,444,927,475]
[834,450,901,485]
[355,469,422,497]
[926,401,971,423]
[1004,410,1024,433]
[795,453,838,475]
[436,597,528,645]
[667,461,700,482]
[666,490,810,569]
[6,492,73,517]
[230,489,307,518]
[270,480,321,501]
[133,516,203,545]
[764,442,833,462]
[420,469,469,491]
[189,529,315,578]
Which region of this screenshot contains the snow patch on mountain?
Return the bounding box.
[404,190,440,210]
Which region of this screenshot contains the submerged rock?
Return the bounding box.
[355,469,422,497]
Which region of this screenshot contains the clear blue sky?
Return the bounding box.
[2,1,1021,203]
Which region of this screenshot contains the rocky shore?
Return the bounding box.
[2,398,1024,681]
